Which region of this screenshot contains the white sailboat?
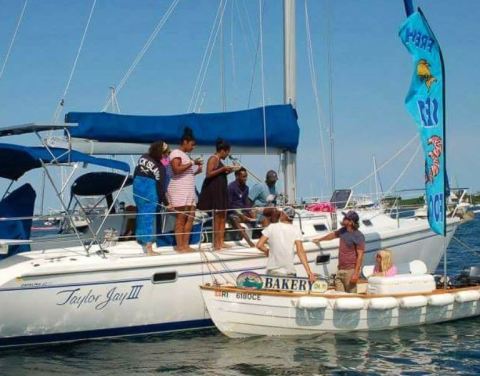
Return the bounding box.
[0,0,470,347]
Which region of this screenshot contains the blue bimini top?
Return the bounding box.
[0,143,130,180]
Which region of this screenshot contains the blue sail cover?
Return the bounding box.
[399,10,447,235]
[0,143,130,180]
[65,105,300,152]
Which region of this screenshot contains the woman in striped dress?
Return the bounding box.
[167,127,203,252]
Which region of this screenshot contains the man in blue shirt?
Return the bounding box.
[249,170,278,226]
[228,167,255,247]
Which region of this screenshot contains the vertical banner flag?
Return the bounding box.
[399,10,447,235]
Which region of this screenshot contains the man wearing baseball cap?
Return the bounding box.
[312,210,365,292]
[256,207,316,283]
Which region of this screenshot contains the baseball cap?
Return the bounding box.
[282,206,296,220]
[343,210,359,223]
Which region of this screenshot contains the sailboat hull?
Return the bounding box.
[0,217,459,347]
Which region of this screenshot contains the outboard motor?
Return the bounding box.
[452,266,480,287]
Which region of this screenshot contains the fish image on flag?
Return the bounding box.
[399,9,447,236]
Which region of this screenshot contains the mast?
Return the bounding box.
[373,155,383,202]
[283,0,297,204]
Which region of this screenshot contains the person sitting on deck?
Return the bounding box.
[256,207,316,283]
[312,210,365,293]
[249,170,279,227]
[227,167,256,247]
[372,249,397,277]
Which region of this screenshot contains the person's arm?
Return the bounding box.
[171,157,193,174]
[295,240,316,283]
[227,184,234,207]
[248,184,260,206]
[205,156,231,178]
[241,187,254,218]
[350,246,365,284]
[312,231,338,244]
[256,235,269,256]
[194,163,203,175]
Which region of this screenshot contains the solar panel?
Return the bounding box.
[330,189,352,209]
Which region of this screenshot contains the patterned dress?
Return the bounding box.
[167,149,198,208]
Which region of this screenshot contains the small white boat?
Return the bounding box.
[200,263,480,338]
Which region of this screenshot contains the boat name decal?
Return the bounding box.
[264,276,310,291]
[235,292,260,301]
[20,281,50,288]
[236,271,328,293]
[56,285,143,310]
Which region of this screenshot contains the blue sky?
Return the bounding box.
[0,0,479,210]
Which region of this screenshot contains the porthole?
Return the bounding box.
[316,254,330,264]
[152,271,177,284]
[314,224,328,232]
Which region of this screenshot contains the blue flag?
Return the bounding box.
[399,10,447,236]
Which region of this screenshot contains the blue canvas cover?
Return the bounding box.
[0,183,36,259]
[0,143,130,180]
[71,172,133,196]
[65,105,300,152]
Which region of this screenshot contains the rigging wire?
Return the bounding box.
[0,0,28,82]
[53,0,97,123]
[188,0,227,112]
[325,0,335,192]
[240,0,256,50]
[220,0,226,111]
[192,0,229,112]
[102,0,181,112]
[349,134,419,190]
[246,0,265,109]
[304,0,329,191]
[188,0,223,112]
[234,0,258,84]
[229,0,238,103]
[384,141,421,195]
[233,0,253,61]
[258,0,267,158]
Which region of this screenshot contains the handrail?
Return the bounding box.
[0,196,472,256]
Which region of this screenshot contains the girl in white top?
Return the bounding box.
[168,127,203,252]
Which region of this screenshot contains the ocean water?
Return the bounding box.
[1,217,480,375]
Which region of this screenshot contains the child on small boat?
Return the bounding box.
[372,249,398,277]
